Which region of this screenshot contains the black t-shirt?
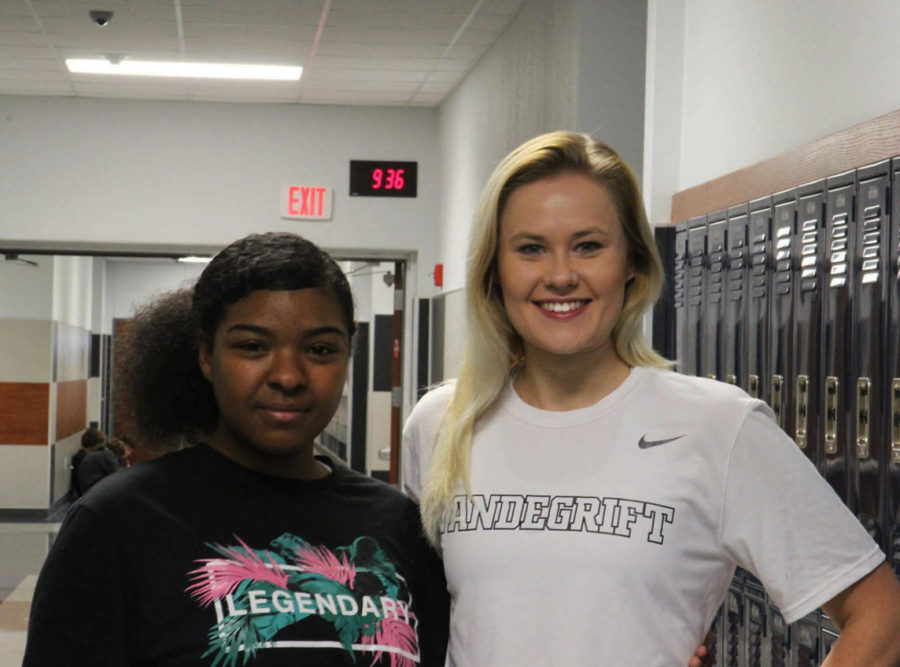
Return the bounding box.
[70,447,86,496]
[25,444,449,666]
[76,445,121,495]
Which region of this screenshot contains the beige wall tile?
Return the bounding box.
[0,320,52,383]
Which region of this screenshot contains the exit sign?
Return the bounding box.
[281,185,333,220]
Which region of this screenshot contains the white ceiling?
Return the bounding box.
[0,0,525,106]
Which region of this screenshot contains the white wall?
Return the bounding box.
[575,0,647,174]
[436,0,648,291]
[106,259,205,319]
[437,0,578,292]
[51,256,93,329]
[645,0,900,223]
[0,257,52,510]
[0,255,52,320]
[0,96,440,296]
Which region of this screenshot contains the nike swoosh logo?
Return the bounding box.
[638,434,686,449]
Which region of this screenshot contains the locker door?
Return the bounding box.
[652,225,677,361]
[853,160,891,547]
[793,180,826,467]
[889,159,900,576]
[770,190,797,434]
[747,197,772,401]
[673,222,689,373]
[685,216,708,377]
[724,204,749,389]
[792,613,821,667]
[766,604,790,667]
[822,170,856,508]
[703,211,728,380]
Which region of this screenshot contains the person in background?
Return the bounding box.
[24,232,449,666]
[108,434,136,466]
[69,426,107,498]
[116,434,137,468]
[75,435,122,495]
[403,131,900,665]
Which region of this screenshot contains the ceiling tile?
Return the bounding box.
[0,0,525,107]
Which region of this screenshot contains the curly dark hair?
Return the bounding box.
[80,426,106,449]
[193,232,355,346]
[116,232,355,450]
[115,287,212,450]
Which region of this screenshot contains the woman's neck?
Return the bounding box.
[512,346,632,411]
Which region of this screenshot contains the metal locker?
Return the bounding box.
[889,158,900,576]
[822,170,856,509]
[766,604,789,667]
[703,211,728,380]
[770,189,797,434]
[685,216,708,377]
[747,197,773,402]
[724,204,749,389]
[652,225,678,362]
[853,160,891,547]
[792,613,821,667]
[793,180,827,468]
[674,222,689,374]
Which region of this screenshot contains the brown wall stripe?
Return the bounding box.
[55,379,87,441]
[671,107,900,222]
[0,382,49,445]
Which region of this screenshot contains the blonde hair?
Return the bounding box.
[419,131,670,543]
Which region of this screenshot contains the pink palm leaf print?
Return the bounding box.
[361,614,419,667]
[187,535,289,608]
[293,544,357,587]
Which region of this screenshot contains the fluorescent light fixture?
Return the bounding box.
[176,256,213,264]
[65,58,302,81]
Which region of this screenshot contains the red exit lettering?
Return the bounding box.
[288,186,328,217]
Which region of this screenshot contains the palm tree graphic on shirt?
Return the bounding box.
[186,533,420,667]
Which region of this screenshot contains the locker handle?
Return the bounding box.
[771,375,784,428]
[795,375,808,449]
[825,376,838,455]
[725,374,737,386]
[748,374,759,399]
[892,379,900,463]
[857,377,870,459]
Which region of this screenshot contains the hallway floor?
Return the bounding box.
[0,522,60,666]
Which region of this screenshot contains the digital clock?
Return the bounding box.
[350,160,417,198]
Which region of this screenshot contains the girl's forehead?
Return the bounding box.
[217,288,349,335]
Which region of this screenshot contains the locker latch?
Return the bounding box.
[748,374,759,399]
[857,377,870,460]
[825,376,838,455]
[771,375,784,428]
[795,374,808,449]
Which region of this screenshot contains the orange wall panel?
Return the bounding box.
[0,383,49,445]
[55,380,87,441]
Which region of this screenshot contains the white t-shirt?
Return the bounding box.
[403,367,883,667]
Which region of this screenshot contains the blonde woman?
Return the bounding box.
[403,131,900,665]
